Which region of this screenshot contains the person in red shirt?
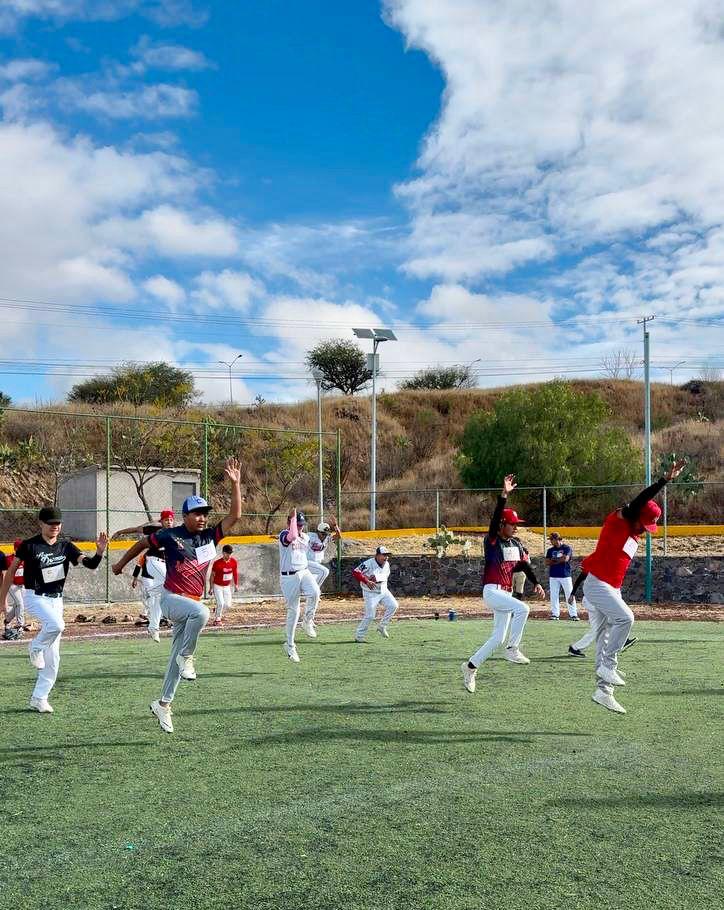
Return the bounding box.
[461,474,545,694]
[3,539,27,633]
[570,459,687,714]
[210,545,238,626]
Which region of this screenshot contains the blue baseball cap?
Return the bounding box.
[296,510,307,525]
[182,495,211,515]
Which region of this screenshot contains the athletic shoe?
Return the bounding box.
[461,662,476,693]
[504,647,530,665]
[596,665,626,687]
[377,625,390,639]
[354,636,366,643]
[28,646,45,670]
[176,654,197,680]
[212,619,222,627]
[622,636,638,652]
[549,616,560,621]
[301,618,317,638]
[148,629,160,643]
[592,690,626,714]
[29,697,53,713]
[568,645,586,658]
[283,642,300,663]
[617,667,626,678]
[150,700,174,733]
[569,616,581,622]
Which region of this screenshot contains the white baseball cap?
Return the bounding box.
[376,546,392,556]
[317,522,331,533]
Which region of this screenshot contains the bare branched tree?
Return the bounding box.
[600,348,641,380]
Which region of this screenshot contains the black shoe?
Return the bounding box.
[569,616,581,621]
[622,636,638,652]
[549,616,560,621]
[568,645,586,658]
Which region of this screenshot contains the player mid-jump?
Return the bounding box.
[462,474,545,694]
[571,459,686,714]
[278,509,320,659]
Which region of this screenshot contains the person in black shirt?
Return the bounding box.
[0,506,107,713]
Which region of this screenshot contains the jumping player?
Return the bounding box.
[546,532,578,620]
[575,459,686,714]
[2,539,27,633]
[461,474,545,694]
[566,587,638,658]
[210,545,238,625]
[112,458,242,733]
[302,516,341,633]
[278,508,320,659]
[0,507,107,713]
[353,546,398,642]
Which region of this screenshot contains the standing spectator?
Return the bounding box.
[546,532,578,621]
[210,545,238,626]
[353,546,398,642]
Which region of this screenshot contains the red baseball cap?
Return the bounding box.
[501,507,523,525]
[13,538,22,551]
[160,509,174,520]
[639,500,662,533]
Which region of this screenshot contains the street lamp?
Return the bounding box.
[311,368,325,521]
[353,327,398,530]
[668,360,686,386]
[217,354,243,404]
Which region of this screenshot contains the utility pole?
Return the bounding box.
[311,369,324,521]
[638,315,655,602]
[668,360,685,386]
[218,354,243,405]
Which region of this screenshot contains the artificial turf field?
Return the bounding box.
[1,619,722,910]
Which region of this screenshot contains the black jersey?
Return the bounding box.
[16,535,84,596]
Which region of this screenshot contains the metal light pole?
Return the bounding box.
[217,353,242,404]
[353,327,397,530]
[638,315,655,601]
[311,368,325,521]
[668,360,685,386]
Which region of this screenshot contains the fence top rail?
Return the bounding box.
[2,406,337,437]
[342,480,721,495]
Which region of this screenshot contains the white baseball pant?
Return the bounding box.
[280,570,320,647]
[140,577,163,634]
[550,576,577,618]
[159,590,210,704]
[307,561,330,592]
[468,584,530,667]
[355,588,398,639]
[24,591,65,700]
[213,584,232,620]
[6,584,26,627]
[570,597,605,651]
[583,573,634,694]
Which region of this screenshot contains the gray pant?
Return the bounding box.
[159,589,210,704]
[583,574,634,694]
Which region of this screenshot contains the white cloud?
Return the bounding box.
[56,80,198,119]
[0,58,53,81]
[190,269,264,313]
[131,36,213,71]
[0,1,207,33]
[98,204,239,257]
[143,274,186,308]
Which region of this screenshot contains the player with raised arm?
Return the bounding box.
[0,507,107,713]
[278,508,320,660]
[302,516,341,636]
[461,474,545,694]
[575,459,687,714]
[112,459,242,733]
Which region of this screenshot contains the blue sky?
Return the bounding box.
[0,0,722,404]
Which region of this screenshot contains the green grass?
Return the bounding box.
[1,619,722,910]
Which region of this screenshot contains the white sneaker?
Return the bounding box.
[592,689,626,714]
[150,700,174,733]
[301,618,317,639]
[461,662,476,693]
[597,665,626,687]
[149,629,160,643]
[176,654,197,680]
[377,625,390,639]
[354,636,366,643]
[29,647,45,670]
[504,647,530,665]
[29,697,53,713]
[283,642,300,663]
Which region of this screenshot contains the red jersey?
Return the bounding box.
[582,511,640,589]
[12,561,24,586]
[211,557,237,588]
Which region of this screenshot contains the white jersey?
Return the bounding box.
[278,529,310,573]
[307,532,330,565]
[355,557,390,594]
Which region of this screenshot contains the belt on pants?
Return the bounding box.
[281,570,300,576]
[33,590,62,598]
[485,583,512,592]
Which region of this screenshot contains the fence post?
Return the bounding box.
[336,428,342,592]
[105,416,111,604]
[542,487,547,554]
[202,417,209,500]
[663,484,668,557]
[435,489,441,531]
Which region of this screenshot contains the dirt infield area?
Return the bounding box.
[5,594,718,643]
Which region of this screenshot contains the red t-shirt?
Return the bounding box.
[582,511,640,589]
[212,557,237,587]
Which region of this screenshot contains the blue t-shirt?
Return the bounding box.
[546,544,572,578]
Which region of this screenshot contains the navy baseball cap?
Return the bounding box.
[182,495,211,515]
[296,510,307,525]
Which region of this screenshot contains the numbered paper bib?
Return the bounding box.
[15,566,23,578]
[622,537,639,558]
[195,542,216,564]
[42,563,65,583]
[223,573,233,582]
[502,546,520,562]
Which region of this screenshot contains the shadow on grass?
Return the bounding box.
[0,740,156,756]
[248,727,592,747]
[186,700,455,719]
[64,672,159,681]
[551,792,724,809]
[647,688,723,696]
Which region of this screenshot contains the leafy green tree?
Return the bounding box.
[656,452,702,499]
[457,381,642,518]
[305,339,372,395]
[400,365,476,391]
[68,362,197,409]
[242,432,318,532]
[0,392,11,408]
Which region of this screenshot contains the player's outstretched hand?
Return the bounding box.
[111,561,123,576]
[502,474,517,496]
[96,531,108,554]
[224,456,241,485]
[665,458,687,482]
[534,584,546,599]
